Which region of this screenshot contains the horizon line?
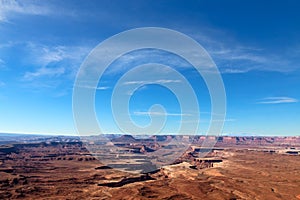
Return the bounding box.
[0,131,299,137]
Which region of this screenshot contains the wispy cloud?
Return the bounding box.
[218,50,298,74]
[26,43,90,67]
[78,29,300,76]
[209,46,276,73]
[221,68,251,74]
[122,79,182,96]
[104,49,193,75]
[123,79,182,85]
[181,118,235,124]
[213,118,236,122]
[190,29,300,74]
[133,111,192,116]
[257,97,298,104]
[0,0,53,22]
[18,42,92,97]
[23,43,91,81]
[23,66,65,81]
[77,85,110,90]
[37,46,69,64]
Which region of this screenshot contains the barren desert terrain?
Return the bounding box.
[0,135,300,200]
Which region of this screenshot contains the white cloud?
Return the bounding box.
[0,0,80,23]
[190,29,300,74]
[181,118,235,124]
[77,85,110,90]
[38,46,67,64]
[216,49,298,74]
[122,79,182,96]
[98,29,300,75]
[258,97,298,104]
[123,79,182,85]
[26,43,90,67]
[95,86,110,90]
[103,49,194,75]
[23,43,91,80]
[0,0,52,22]
[133,111,192,116]
[23,67,65,81]
[212,118,236,122]
[76,27,299,76]
[221,68,251,74]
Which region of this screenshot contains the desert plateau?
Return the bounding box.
[0,134,299,200]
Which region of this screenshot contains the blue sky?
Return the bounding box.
[0,0,299,136]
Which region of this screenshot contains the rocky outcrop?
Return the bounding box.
[111,135,137,143]
[191,136,300,147]
[98,174,155,187]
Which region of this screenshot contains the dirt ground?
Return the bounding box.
[1,144,300,200]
